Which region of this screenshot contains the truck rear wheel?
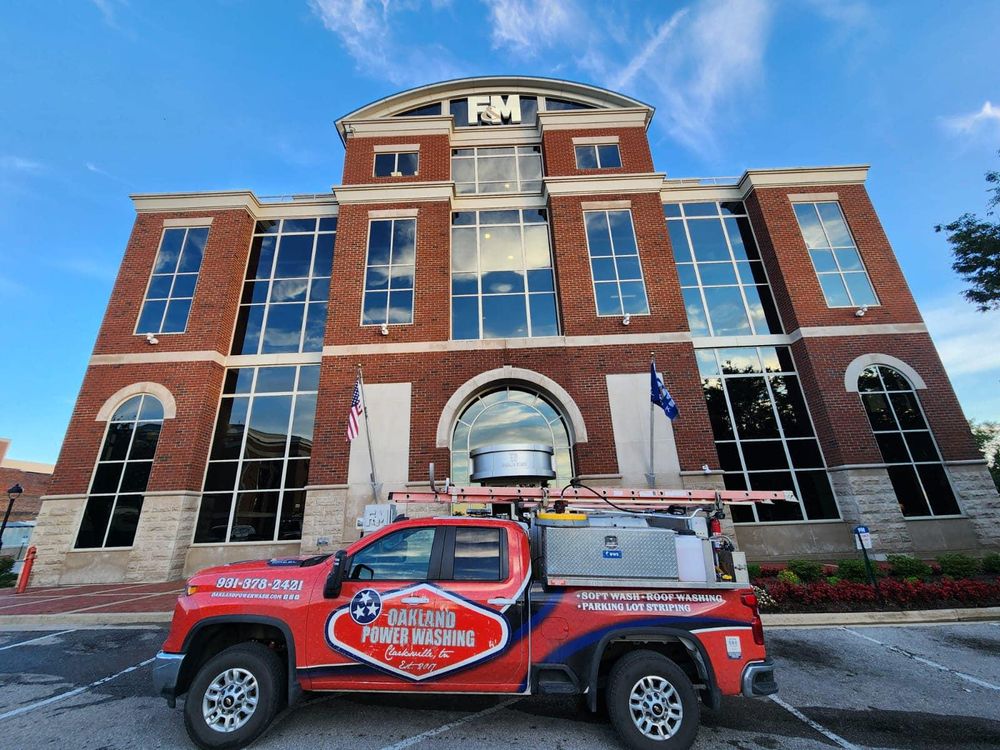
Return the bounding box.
[183,642,284,750]
[606,650,699,750]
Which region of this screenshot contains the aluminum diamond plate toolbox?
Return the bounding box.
[543,526,679,579]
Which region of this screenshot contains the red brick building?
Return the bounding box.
[31,77,999,585]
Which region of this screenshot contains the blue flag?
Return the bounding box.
[650,360,679,420]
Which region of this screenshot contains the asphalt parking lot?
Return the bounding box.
[0,622,998,750]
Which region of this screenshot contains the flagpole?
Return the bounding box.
[356,364,381,501]
[646,352,655,488]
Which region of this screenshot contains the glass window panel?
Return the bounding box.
[770,375,814,437]
[242,281,268,305]
[178,229,207,273]
[452,272,478,295]
[677,264,698,287]
[619,281,649,314]
[696,350,720,377]
[129,395,158,423]
[100,423,134,461]
[452,297,479,339]
[720,201,745,216]
[615,255,642,281]
[844,272,878,306]
[153,229,185,273]
[716,441,742,470]
[904,431,938,463]
[480,210,519,224]
[480,226,522,270]
[313,233,335,277]
[161,299,192,332]
[212,397,249,460]
[391,220,416,265]
[136,300,166,334]
[719,348,761,374]
[365,266,389,291]
[523,209,547,224]
[283,218,317,233]
[244,395,292,459]
[119,461,152,493]
[809,249,838,273]
[351,527,436,580]
[741,441,789,470]
[452,528,502,581]
[862,393,898,431]
[233,305,264,355]
[879,367,911,391]
[795,471,839,519]
[452,227,478,272]
[918,465,960,515]
[597,144,621,168]
[742,284,769,334]
[793,204,828,248]
[749,473,804,522]
[75,497,114,548]
[231,492,278,542]
[146,275,173,299]
[591,257,617,282]
[835,248,863,271]
[261,304,305,353]
[667,221,692,262]
[367,221,392,265]
[889,392,926,430]
[194,494,235,543]
[518,155,542,181]
[575,146,598,169]
[482,294,528,338]
[397,152,419,175]
[704,287,752,336]
[817,203,853,246]
[255,220,280,234]
[249,236,276,279]
[608,211,638,254]
[171,273,198,298]
[255,366,296,393]
[482,270,524,294]
[309,278,329,302]
[130,422,161,460]
[92,462,124,494]
[682,288,709,336]
[390,266,414,290]
[698,262,738,286]
[297,365,320,392]
[527,269,554,292]
[787,439,824,468]
[725,377,779,438]
[274,234,314,278]
[663,204,682,218]
[269,278,309,303]
[818,274,851,306]
[857,367,882,392]
[362,291,387,325]
[686,218,730,261]
[584,212,612,256]
[704,379,733,440]
[388,291,413,323]
[238,460,284,491]
[318,217,338,232]
[682,203,717,217]
[528,294,558,336]
[278,490,306,541]
[887,465,931,517]
[205,462,238,492]
[524,225,550,268]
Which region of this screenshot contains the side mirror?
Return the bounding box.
[324,549,347,599]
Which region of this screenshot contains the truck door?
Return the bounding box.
[305,522,528,692]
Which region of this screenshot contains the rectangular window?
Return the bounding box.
[584,209,649,316]
[374,151,419,177]
[136,226,208,334]
[451,209,558,340]
[450,527,503,581]
[664,202,783,337]
[575,144,622,169]
[792,201,879,308]
[363,218,415,325]
[697,346,839,523]
[232,218,337,355]
[452,146,543,195]
[194,364,319,544]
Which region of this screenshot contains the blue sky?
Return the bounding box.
[1,0,999,464]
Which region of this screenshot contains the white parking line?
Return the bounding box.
[842,627,1000,692]
[376,697,520,750]
[0,656,155,722]
[0,630,76,651]
[768,695,861,750]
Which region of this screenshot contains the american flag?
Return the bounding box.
[347,378,363,441]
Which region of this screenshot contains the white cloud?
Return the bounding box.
[486,0,578,57]
[85,161,131,186]
[803,0,872,28]
[91,0,125,29]
[609,8,688,91]
[942,101,1000,138]
[308,0,465,86]
[922,295,1000,376]
[0,156,44,173]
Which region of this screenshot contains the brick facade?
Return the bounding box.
[31,77,999,584]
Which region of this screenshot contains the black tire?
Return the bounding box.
[605,650,700,750]
[183,642,285,750]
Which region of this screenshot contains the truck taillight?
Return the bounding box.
[741,593,765,646]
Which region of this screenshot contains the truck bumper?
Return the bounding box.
[741,659,777,697]
[152,651,185,706]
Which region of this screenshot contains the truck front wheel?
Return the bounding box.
[606,650,699,750]
[183,642,284,750]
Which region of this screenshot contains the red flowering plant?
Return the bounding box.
[756,576,1000,613]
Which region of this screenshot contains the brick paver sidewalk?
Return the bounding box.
[0,581,182,618]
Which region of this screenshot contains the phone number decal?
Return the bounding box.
[215,577,303,592]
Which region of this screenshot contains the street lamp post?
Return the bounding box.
[0,483,23,556]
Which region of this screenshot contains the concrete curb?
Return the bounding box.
[763,606,1000,628]
[0,611,173,628]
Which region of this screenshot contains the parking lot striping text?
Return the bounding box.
[0,656,155,722]
[376,697,521,750]
[0,629,77,651]
[768,694,861,750]
[842,627,1000,692]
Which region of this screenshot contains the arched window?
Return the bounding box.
[450,386,573,485]
[858,365,960,517]
[75,394,164,548]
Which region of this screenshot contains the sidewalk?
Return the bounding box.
[0,581,182,626]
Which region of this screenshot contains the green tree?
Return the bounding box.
[969,419,1000,492]
[936,151,1000,311]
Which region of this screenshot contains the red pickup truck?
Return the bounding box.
[154,510,776,750]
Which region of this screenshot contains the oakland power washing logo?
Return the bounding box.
[326,583,509,681]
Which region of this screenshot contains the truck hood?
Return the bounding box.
[190,554,331,580]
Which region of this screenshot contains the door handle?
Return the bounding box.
[487,597,516,606]
[401,596,429,604]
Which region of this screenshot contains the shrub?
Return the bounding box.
[776,569,801,586]
[747,563,762,581]
[825,576,841,585]
[887,554,932,579]
[787,559,824,583]
[757,565,782,578]
[0,556,14,588]
[936,553,981,579]
[0,556,13,575]
[836,559,872,583]
[981,553,1000,575]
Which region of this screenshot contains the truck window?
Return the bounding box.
[350,527,436,580]
[451,527,502,581]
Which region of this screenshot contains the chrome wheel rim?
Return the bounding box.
[628,675,683,740]
[202,667,259,733]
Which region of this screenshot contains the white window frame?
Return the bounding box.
[134,226,209,336]
[583,209,650,318]
[574,143,621,169]
[451,145,543,195]
[793,201,880,309]
[373,151,419,178]
[361,217,416,327]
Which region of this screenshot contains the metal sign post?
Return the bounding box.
[854,525,882,602]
